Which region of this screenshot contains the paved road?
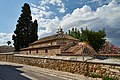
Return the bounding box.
[0,62,101,80]
[0,64,65,80]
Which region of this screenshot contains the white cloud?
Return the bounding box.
[50,0,66,13]
[37,16,60,36]
[61,0,120,32]
[31,4,53,19]
[58,3,65,13]
[1,0,119,46]
[39,0,65,13]
[90,0,99,2]
[61,5,97,29]
[49,0,62,5]
[40,0,50,6]
[0,33,13,46]
[31,0,120,46]
[31,0,66,36]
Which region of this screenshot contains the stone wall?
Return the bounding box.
[0,54,14,62]
[0,54,119,79]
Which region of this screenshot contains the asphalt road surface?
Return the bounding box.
[0,62,101,80]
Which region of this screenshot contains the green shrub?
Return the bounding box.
[88,73,117,80]
[102,76,117,80]
[89,73,101,78]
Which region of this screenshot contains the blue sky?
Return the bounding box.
[0,0,120,47]
[0,0,39,33]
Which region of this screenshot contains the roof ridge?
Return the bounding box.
[30,33,79,45]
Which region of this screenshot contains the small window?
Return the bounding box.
[29,50,31,54]
[45,49,48,53]
[36,50,38,53]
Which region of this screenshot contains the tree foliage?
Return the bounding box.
[7,41,11,46]
[67,27,106,52]
[30,20,38,43]
[67,28,81,39]
[12,3,38,51]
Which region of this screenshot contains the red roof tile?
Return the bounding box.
[30,33,79,45]
[21,45,60,51]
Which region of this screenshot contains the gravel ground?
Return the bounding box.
[0,61,102,80]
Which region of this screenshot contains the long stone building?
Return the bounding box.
[21,27,97,56]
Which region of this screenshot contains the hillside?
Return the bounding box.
[0,45,14,53]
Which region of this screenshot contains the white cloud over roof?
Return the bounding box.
[31,0,120,46]
[61,0,120,29]
[1,0,120,46]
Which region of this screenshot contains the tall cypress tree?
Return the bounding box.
[30,20,38,43]
[12,3,38,51]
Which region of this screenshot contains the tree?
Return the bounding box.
[66,28,80,40]
[7,41,11,46]
[12,3,38,51]
[80,28,106,52]
[67,27,106,52]
[29,19,38,43]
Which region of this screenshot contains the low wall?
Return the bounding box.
[0,53,119,79]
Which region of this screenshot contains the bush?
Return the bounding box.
[89,73,101,78]
[102,76,117,80]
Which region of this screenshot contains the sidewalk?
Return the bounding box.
[0,61,102,80]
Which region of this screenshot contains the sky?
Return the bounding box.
[0,0,120,47]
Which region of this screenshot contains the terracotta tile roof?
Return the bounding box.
[61,42,97,55]
[30,33,79,45]
[21,45,60,51]
[61,42,77,51]
[61,43,81,53]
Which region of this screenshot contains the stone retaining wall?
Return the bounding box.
[0,54,119,79]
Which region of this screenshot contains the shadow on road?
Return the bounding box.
[0,64,31,80]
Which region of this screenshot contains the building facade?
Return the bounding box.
[21,27,97,56]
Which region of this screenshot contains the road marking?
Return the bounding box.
[21,73,38,80]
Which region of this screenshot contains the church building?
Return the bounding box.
[20,27,97,56]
